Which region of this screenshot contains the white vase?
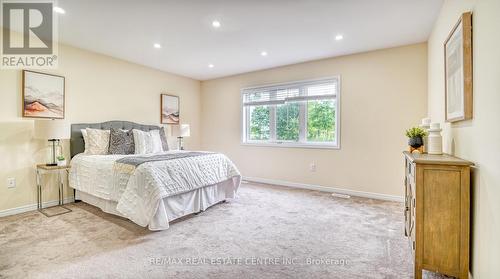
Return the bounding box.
[420,118,431,153]
[422,136,429,153]
[427,123,443,155]
[57,160,67,166]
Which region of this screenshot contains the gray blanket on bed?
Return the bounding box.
[116,152,215,167]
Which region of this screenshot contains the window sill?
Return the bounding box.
[241,142,340,150]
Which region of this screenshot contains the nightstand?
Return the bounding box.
[36,164,72,217]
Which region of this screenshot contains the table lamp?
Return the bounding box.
[34,120,70,166]
[171,124,190,150]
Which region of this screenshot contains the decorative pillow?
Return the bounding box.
[85,128,111,155]
[81,129,90,154]
[132,129,163,154]
[158,127,169,151]
[109,128,135,155]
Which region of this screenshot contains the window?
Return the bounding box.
[242,77,339,148]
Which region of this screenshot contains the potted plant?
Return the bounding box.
[56,155,66,166]
[405,127,428,149]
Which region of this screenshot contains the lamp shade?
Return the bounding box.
[34,120,70,140]
[171,124,190,137]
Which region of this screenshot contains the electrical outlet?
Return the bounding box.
[7,178,16,188]
[309,162,316,172]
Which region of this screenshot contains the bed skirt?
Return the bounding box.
[76,177,240,231]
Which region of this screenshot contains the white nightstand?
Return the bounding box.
[36,164,72,217]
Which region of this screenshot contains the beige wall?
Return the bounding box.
[201,43,428,198]
[0,42,201,213]
[427,0,500,277]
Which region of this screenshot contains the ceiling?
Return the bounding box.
[54,0,442,80]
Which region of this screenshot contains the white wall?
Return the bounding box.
[201,43,428,199]
[0,40,201,212]
[427,0,500,277]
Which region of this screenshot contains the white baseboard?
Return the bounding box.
[243,176,403,202]
[0,197,74,218]
[1,179,402,217]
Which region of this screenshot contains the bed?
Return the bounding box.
[69,121,241,230]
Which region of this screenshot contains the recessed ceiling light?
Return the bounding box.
[153,43,161,49]
[208,64,215,68]
[335,34,343,41]
[53,7,65,14]
[212,20,221,28]
[260,51,268,56]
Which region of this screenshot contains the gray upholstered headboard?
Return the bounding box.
[70,120,160,158]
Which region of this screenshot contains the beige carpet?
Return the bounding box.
[0,182,445,279]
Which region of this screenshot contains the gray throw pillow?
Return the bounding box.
[159,127,169,151]
[109,128,135,154]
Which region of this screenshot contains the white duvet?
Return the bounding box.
[69,151,241,227]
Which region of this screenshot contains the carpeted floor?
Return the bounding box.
[0,182,445,279]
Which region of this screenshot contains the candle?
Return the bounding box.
[421,118,431,125]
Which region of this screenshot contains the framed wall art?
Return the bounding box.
[22,70,65,119]
[444,12,472,122]
[161,94,179,124]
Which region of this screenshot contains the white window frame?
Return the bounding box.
[241,76,341,149]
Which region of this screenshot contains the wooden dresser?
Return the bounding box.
[403,151,473,279]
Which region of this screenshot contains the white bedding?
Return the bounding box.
[76,179,238,230]
[69,151,241,230]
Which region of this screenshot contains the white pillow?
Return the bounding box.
[81,129,90,154]
[150,130,164,153]
[132,129,163,154]
[85,128,110,155]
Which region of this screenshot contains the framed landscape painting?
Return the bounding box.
[161,94,179,124]
[444,12,472,122]
[22,70,65,119]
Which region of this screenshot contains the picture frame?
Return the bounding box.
[161,94,180,124]
[444,12,472,122]
[22,70,65,119]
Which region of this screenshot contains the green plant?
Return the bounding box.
[57,155,65,161]
[405,127,428,138]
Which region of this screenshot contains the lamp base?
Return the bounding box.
[48,139,60,166]
[177,136,184,150]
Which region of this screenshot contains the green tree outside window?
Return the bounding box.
[307,100,335,142]
[249,106,270,140]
